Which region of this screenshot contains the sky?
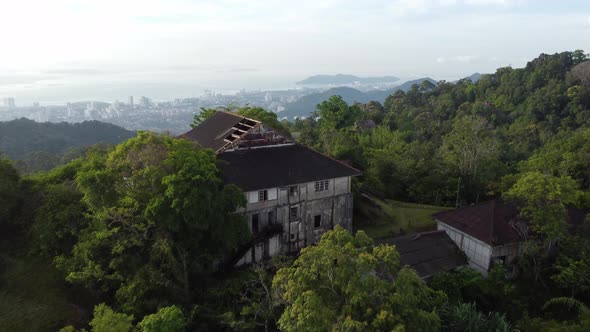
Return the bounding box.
[0,0,589,104]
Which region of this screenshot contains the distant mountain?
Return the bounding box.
[297,74,399,85]
[392,77,437,92]
[0,118,136,161]
[282,78,437,119]
[464,73,482,82]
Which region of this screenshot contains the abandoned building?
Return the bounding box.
[433,199,586,274]
[180,111,361,265]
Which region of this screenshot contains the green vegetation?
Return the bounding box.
[1,50,590,331]
[191,106,291,137]
[273,226,445,331]
[0,118,135,173]
[355,196,449,239]
[0,255,81,331]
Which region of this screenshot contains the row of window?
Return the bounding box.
[251,211,322,233]
[257,180,331,202]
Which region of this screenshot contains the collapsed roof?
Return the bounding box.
[179,111,263,153]
[180,111,361,191]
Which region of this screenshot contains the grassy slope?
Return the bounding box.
[354,195,451,240]
[0,239,87,331]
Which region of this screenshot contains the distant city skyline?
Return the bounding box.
[0,0,589,103]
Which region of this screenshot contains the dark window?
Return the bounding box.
[252,214,259,234]
[289,186,298,196]
[258,190,268,202]
[314,215,322,228]
[268,211,274,224]
[290,233,296,240]
[290,206,298,219]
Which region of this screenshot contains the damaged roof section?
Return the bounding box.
[179,111,261,152]
[179,110,361,191]
[180,111,294,153]
[376,230,467,279]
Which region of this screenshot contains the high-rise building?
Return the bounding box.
[66,102,72,118]
[139,96,151,108]
[128,96,134,109]
[3,97,15,108]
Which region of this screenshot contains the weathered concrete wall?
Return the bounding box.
[437,221,492,274]
[491,242,521,265]
[236,176,354,266]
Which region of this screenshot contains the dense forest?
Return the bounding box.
[282,77,437,120]
[0,118,135,173]
[1,50,590,331]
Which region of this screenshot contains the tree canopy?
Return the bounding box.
[273,226,445,331]
[55,132,248,314]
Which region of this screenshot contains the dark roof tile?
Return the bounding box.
[376,231,467,279]
[218,144,361,191]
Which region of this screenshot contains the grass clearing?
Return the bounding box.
[354,195,451,240]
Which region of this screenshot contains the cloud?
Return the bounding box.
[454,55,477,62]
[435,55,477,64]
[388,0,523,17]
[44,68,107,75]
[0,74,59,86]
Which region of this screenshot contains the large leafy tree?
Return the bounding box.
[272,226,445,332]
[440,115,500,203]
[503,172,581,245]
[503,172,582,284]
[552,235,590,296]
[0,155,21,227]
[236,106,291,137]
[56,132,247,314]
[317,95,362,130]
[520,128,590,189]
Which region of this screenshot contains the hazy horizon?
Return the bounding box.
[1,0,589,104]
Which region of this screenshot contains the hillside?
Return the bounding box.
[281,77,436,119]
[464,72,482,82]
[0,118,136,161]
[297,74,399,85]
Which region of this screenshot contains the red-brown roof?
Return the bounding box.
[433,200,526,245]
[433,199,587,246]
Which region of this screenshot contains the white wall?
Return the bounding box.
[247,188,278,204]
[246,177,349,207]
[334,177,349,195]
[437,222,492,274]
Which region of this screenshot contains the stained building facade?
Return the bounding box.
[180,111,360,265]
